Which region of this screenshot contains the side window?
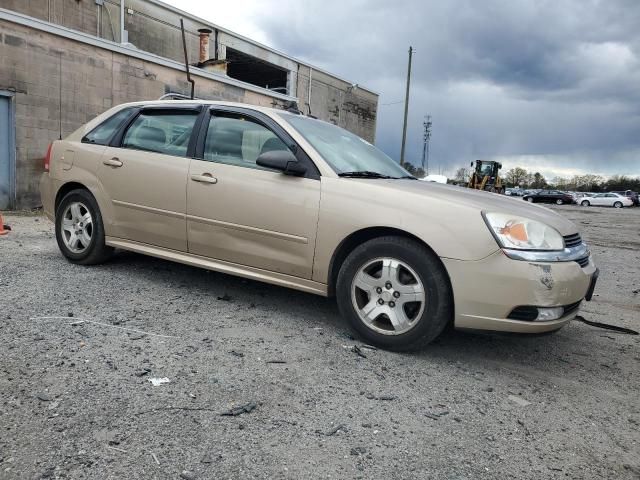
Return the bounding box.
[203,113,292,169]
[122,110,199,157]
[83,108,133,145]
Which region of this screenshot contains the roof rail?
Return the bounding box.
[157,92,199,100]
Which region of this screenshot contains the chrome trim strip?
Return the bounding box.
[112,200,185,220]
[502,242,590,262]
[186,214,308,244]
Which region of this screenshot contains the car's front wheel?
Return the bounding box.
[527,197,534,203]
[336,236,452,351]
[55,189,113,265]
[581,200,590,207]
[613,201,623,208]
[556,199,564,205]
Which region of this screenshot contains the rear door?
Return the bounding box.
[186,107,321,278]
[97,106,202,251]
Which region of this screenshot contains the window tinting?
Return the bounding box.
[204,114,291,169]
[122,111,199,157]
[83,108,132,145]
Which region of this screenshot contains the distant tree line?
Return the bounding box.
[403,163,426,178]
[451,165,640,192]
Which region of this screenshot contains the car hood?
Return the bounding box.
[363,179,580,236]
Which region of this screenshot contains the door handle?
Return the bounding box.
[103,158,123,168]
[191,173,218,184]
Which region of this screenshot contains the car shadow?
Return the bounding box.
[103,249,589,370]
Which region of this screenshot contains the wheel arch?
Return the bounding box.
[54,182,93,212]
[327,226,452,300]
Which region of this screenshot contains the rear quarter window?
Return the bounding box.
[82,108,133,145]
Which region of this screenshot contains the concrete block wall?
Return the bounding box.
[296,65,378,142]
[0,20,289,208]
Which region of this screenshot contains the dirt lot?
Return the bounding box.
[0,205,638,479]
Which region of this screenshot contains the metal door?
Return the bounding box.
[0,94,14,209]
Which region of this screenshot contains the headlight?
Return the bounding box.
[483,212,564,251]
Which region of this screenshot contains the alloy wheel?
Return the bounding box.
[351,258,426,336]
[61,202,93,253]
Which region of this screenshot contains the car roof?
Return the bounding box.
[114,99,288,117]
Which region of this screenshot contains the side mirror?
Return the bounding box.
[256,150,306,176]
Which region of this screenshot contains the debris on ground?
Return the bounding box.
[322,424,347,436]
[135,368,151,377]
[507,395,532,407]
[180,471,196,480]
[220,401,257,416]
[350,447,367,455]
[229,350,244,357]
[148,377,170,387]
[217,294,232,301]
[36,393,51,402]
[345,345,367,358]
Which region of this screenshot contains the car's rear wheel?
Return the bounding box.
[556,199,564,205]
[613,201,623,208]
[581,200,590,207]
[336,236,452,351]
[527,197,534,203]
[55,189,113,265]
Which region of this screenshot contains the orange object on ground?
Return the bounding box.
[0,213,10,235]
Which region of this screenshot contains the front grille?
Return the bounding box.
[575,256,590,268]
[563,301,582,316]
[563,233,582,248]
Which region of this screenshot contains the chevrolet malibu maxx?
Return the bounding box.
[40,101,598,350]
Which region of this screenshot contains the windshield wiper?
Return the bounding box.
[338,171,394,179]
[397,175,417,180]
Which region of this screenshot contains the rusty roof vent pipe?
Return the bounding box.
[198,28,212,64]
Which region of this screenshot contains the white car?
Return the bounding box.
[580,193,633,208]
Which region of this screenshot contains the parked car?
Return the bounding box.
[611,190,639,206]
[522,190,575,205]
[580,192,634,208]
[39,100,598,350]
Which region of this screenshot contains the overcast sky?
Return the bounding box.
[165,0,640,179]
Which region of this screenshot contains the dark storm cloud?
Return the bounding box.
[247,0,640,176]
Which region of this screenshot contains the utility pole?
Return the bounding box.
[421,115,432,175]
[399,46,413,166]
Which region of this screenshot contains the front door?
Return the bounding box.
[187,109,321,279]
[0,94,13,209]
[97,107,201,251]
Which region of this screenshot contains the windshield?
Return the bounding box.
[280,113,411,178]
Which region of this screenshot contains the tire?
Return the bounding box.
[55,189,113,265]
[335,236,453,351]
[581,200,590,207]
[527,197,534,203]
[613,201,623,208]
[556,199,564,205]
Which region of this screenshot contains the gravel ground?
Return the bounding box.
[0,205,639,479]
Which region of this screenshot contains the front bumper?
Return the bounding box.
[443,250,597,333]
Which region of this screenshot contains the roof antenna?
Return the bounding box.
[180,19,195,99]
